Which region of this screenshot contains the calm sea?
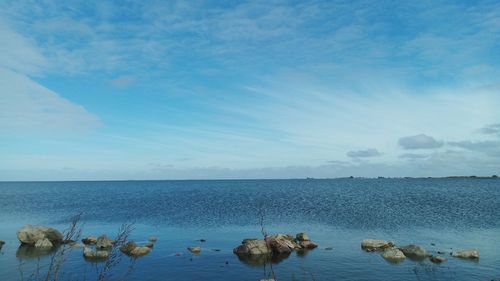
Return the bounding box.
[0,179,499,280]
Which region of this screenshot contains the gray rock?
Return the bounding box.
[148,236,157,242]
[452,249,479,259]
[17,225,63,245]
[34,238,53,248]
[430,255,447,263]
[266,236,293,254]
[299,240,318,249]
[130,246,151,257]
[83,246,109,260]
[187,246,201,254]
[361,239,394,251]
[96,235,114,249]
[399,244,429,260]
[120,241,137,255]
[82,236,98,245]
[381,248,406,262]
[296,232,310,241]
[233,239,270,255]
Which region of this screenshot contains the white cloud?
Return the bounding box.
[0,68,100,132]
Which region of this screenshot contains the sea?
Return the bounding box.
[0,178,499,281]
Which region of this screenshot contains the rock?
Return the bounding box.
[96,235,114,249]
[70,242,85,249]
[266,236,293,254]
[17,225,63,245]
[399,244,429,260]
[381,248,406,262]
[144,242,154,248]
[200,239,206,242]
[325,247,333,250]
[82,236,98,245]
[452,249,479,259]
[83,246,109,260]
[296,232,310,241]
[130,246,151,257]
[34,238,53,248]
[233,239,270,255]
[361,239,394,251]
[430,255,447,263]
[148,236,157,242]
[187,246,201,254]
[0,240,5,249]
[299,240,318,249]
[120,241,137,255]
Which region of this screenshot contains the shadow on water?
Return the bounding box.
[16,244,59,260]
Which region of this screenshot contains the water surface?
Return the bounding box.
[0,179,499,280]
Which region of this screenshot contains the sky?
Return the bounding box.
[1,0,500,181]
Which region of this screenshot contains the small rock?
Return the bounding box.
[34,238,53,248]
[299,240,318,249]
[83,246,109,259]
[148,236,157,242]
[296,232,310,241]
[130,246,151,257]
[430,255,447,263]
[0,240,5,249]
[175,252,182,256]
[324,247,333,250]
[120,241,137,255]
[96,235,114,249]
[82,236,98,245]
[430,243,436,246]
[200,239,206,242]
[212,249,221,252]
[17,225,63,245]
[188,246,201,254]
[233,239,270,255]
[381,248,406,262]
[144,242,154,248]
[452,249,479,259]
[361,239,394,251]
[398,244,429,259]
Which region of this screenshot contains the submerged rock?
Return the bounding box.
[452,249,479,259]
[430,255,447,263]
[148,236,157,243]
[233,239,270,256]
[0,240,5,250]
[96,235,114,249]
[34,238,53,248]
[144,242,154,248]
[381,248,405,262]
[361,239,394,251]
[83,246,109,260]
[82,236,98,245]
[188,246,201,254]
[17,225,63,245]
[398,244,429,260]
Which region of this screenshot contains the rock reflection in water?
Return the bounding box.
[236,253,290,267]
[16,244,58,259]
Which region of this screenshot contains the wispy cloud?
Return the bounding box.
[347,149,381,158]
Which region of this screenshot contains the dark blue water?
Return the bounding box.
[0,179,499,280]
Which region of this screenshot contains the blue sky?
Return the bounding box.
[1,0,500,180]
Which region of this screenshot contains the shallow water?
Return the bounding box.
[0,179,499,280]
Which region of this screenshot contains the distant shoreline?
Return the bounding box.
[0,175,498,183]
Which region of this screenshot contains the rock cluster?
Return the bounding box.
[361,239,480,263]
[233,232,318,260]
[120,239,156,257]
